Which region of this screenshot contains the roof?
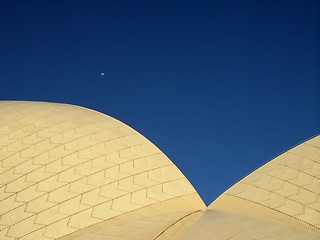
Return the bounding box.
[0,101,319,240]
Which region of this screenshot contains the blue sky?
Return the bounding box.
[1,0,319,205]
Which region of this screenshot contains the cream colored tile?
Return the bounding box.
[68,208,100,229]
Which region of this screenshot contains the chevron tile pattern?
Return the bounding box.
[210,136,320,230]
[0,101,205,240]
[61,196,202,240]
[0,101,319,240]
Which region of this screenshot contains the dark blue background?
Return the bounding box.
[1,0,319,205]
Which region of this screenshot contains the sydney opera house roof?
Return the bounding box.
[0,101,319,240]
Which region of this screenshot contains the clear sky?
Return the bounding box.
[1,0,319,205]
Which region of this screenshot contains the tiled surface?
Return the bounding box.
[61,195,202,240]
[164,210,320,240]
[0,101,204,239]
[210,136,320,230]
[0,101,319,240]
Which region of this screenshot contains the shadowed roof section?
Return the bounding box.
[0,101,319,240]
